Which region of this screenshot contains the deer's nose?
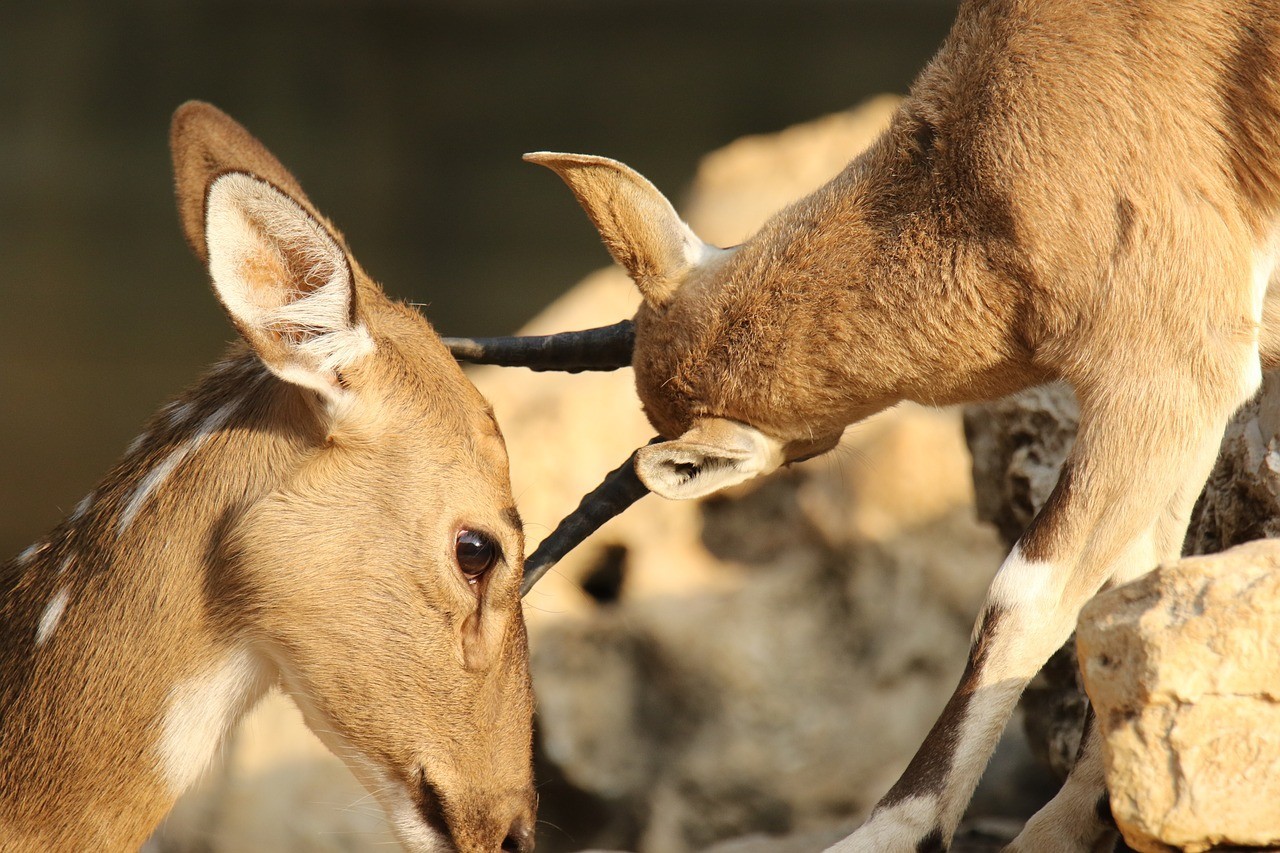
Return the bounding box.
[500,817,534,853]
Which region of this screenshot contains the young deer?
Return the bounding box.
[444,1,1280,850]
[0,103,536,853]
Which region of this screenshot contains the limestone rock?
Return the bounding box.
[1186,373,1280,554]
[962,382,1078,550]
[1077,539,1280,853]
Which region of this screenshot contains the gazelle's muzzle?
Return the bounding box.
[442,319,635,373]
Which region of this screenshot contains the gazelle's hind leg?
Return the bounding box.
[826,342,1256,853]
[1004,397,1244,853]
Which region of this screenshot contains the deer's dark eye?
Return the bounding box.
[455,529,499,583]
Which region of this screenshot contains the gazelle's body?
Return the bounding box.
[449,1,1280,850]
[1,104,536,853]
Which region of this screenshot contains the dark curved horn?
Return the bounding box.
[521,440,657,596]
[442,319,635,373]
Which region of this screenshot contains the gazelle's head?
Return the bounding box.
[441,153,888,590]
[521,154,855,496]
[171,102,535,852]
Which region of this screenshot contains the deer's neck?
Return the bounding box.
[0,349,319,850]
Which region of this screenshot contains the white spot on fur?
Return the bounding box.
[167,401,196,428]
[1243,249,1274,399]
[383,783,454,853]
[117,400,240,536]
[126,431,151,457]
[58,555,74,575]
[156,647,266,796]
[15,542,44,566]
[680,226,715,268]
[35,587,69,646]
[70,492,94,522]
[1252,245,1276,325]
[825,795,940,852]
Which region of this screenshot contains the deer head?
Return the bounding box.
[162,104,535,851]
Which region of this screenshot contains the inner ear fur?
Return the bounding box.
[204,171,372,395]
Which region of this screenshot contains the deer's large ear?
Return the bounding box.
[634,418,784,500]
[202,172,372,401]
[525,152,719,310]
[170,103,371,402]
[171,101,332,262]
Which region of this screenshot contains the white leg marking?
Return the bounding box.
[117,401,240,536]
[825,796,940,852]
[987,545,1059,623]
[35,587,70,646]
[938,680,1025,821]
[156,646,266,797]
[1011,727,1111,851]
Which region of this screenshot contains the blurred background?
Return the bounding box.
[0,0,957,553]
[2,4,1072,853]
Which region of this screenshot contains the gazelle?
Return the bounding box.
[445,1,1280,850]
[0,102,536,853]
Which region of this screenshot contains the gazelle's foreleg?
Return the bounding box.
[827,361,1252,853]
[1006,398,1244,852]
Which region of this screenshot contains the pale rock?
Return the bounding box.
[1078,539,1280,853]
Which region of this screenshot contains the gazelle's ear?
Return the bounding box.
[635,418,784,500]
[524,152,720,310]
[204,172,373,400]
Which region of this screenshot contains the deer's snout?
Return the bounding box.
[416,770,535,853]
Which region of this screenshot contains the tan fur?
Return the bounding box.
[0,103,535,853]
[534,1,1280,849]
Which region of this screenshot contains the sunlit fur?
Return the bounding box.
[534,1,1280,849]
[0,103,535,853]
